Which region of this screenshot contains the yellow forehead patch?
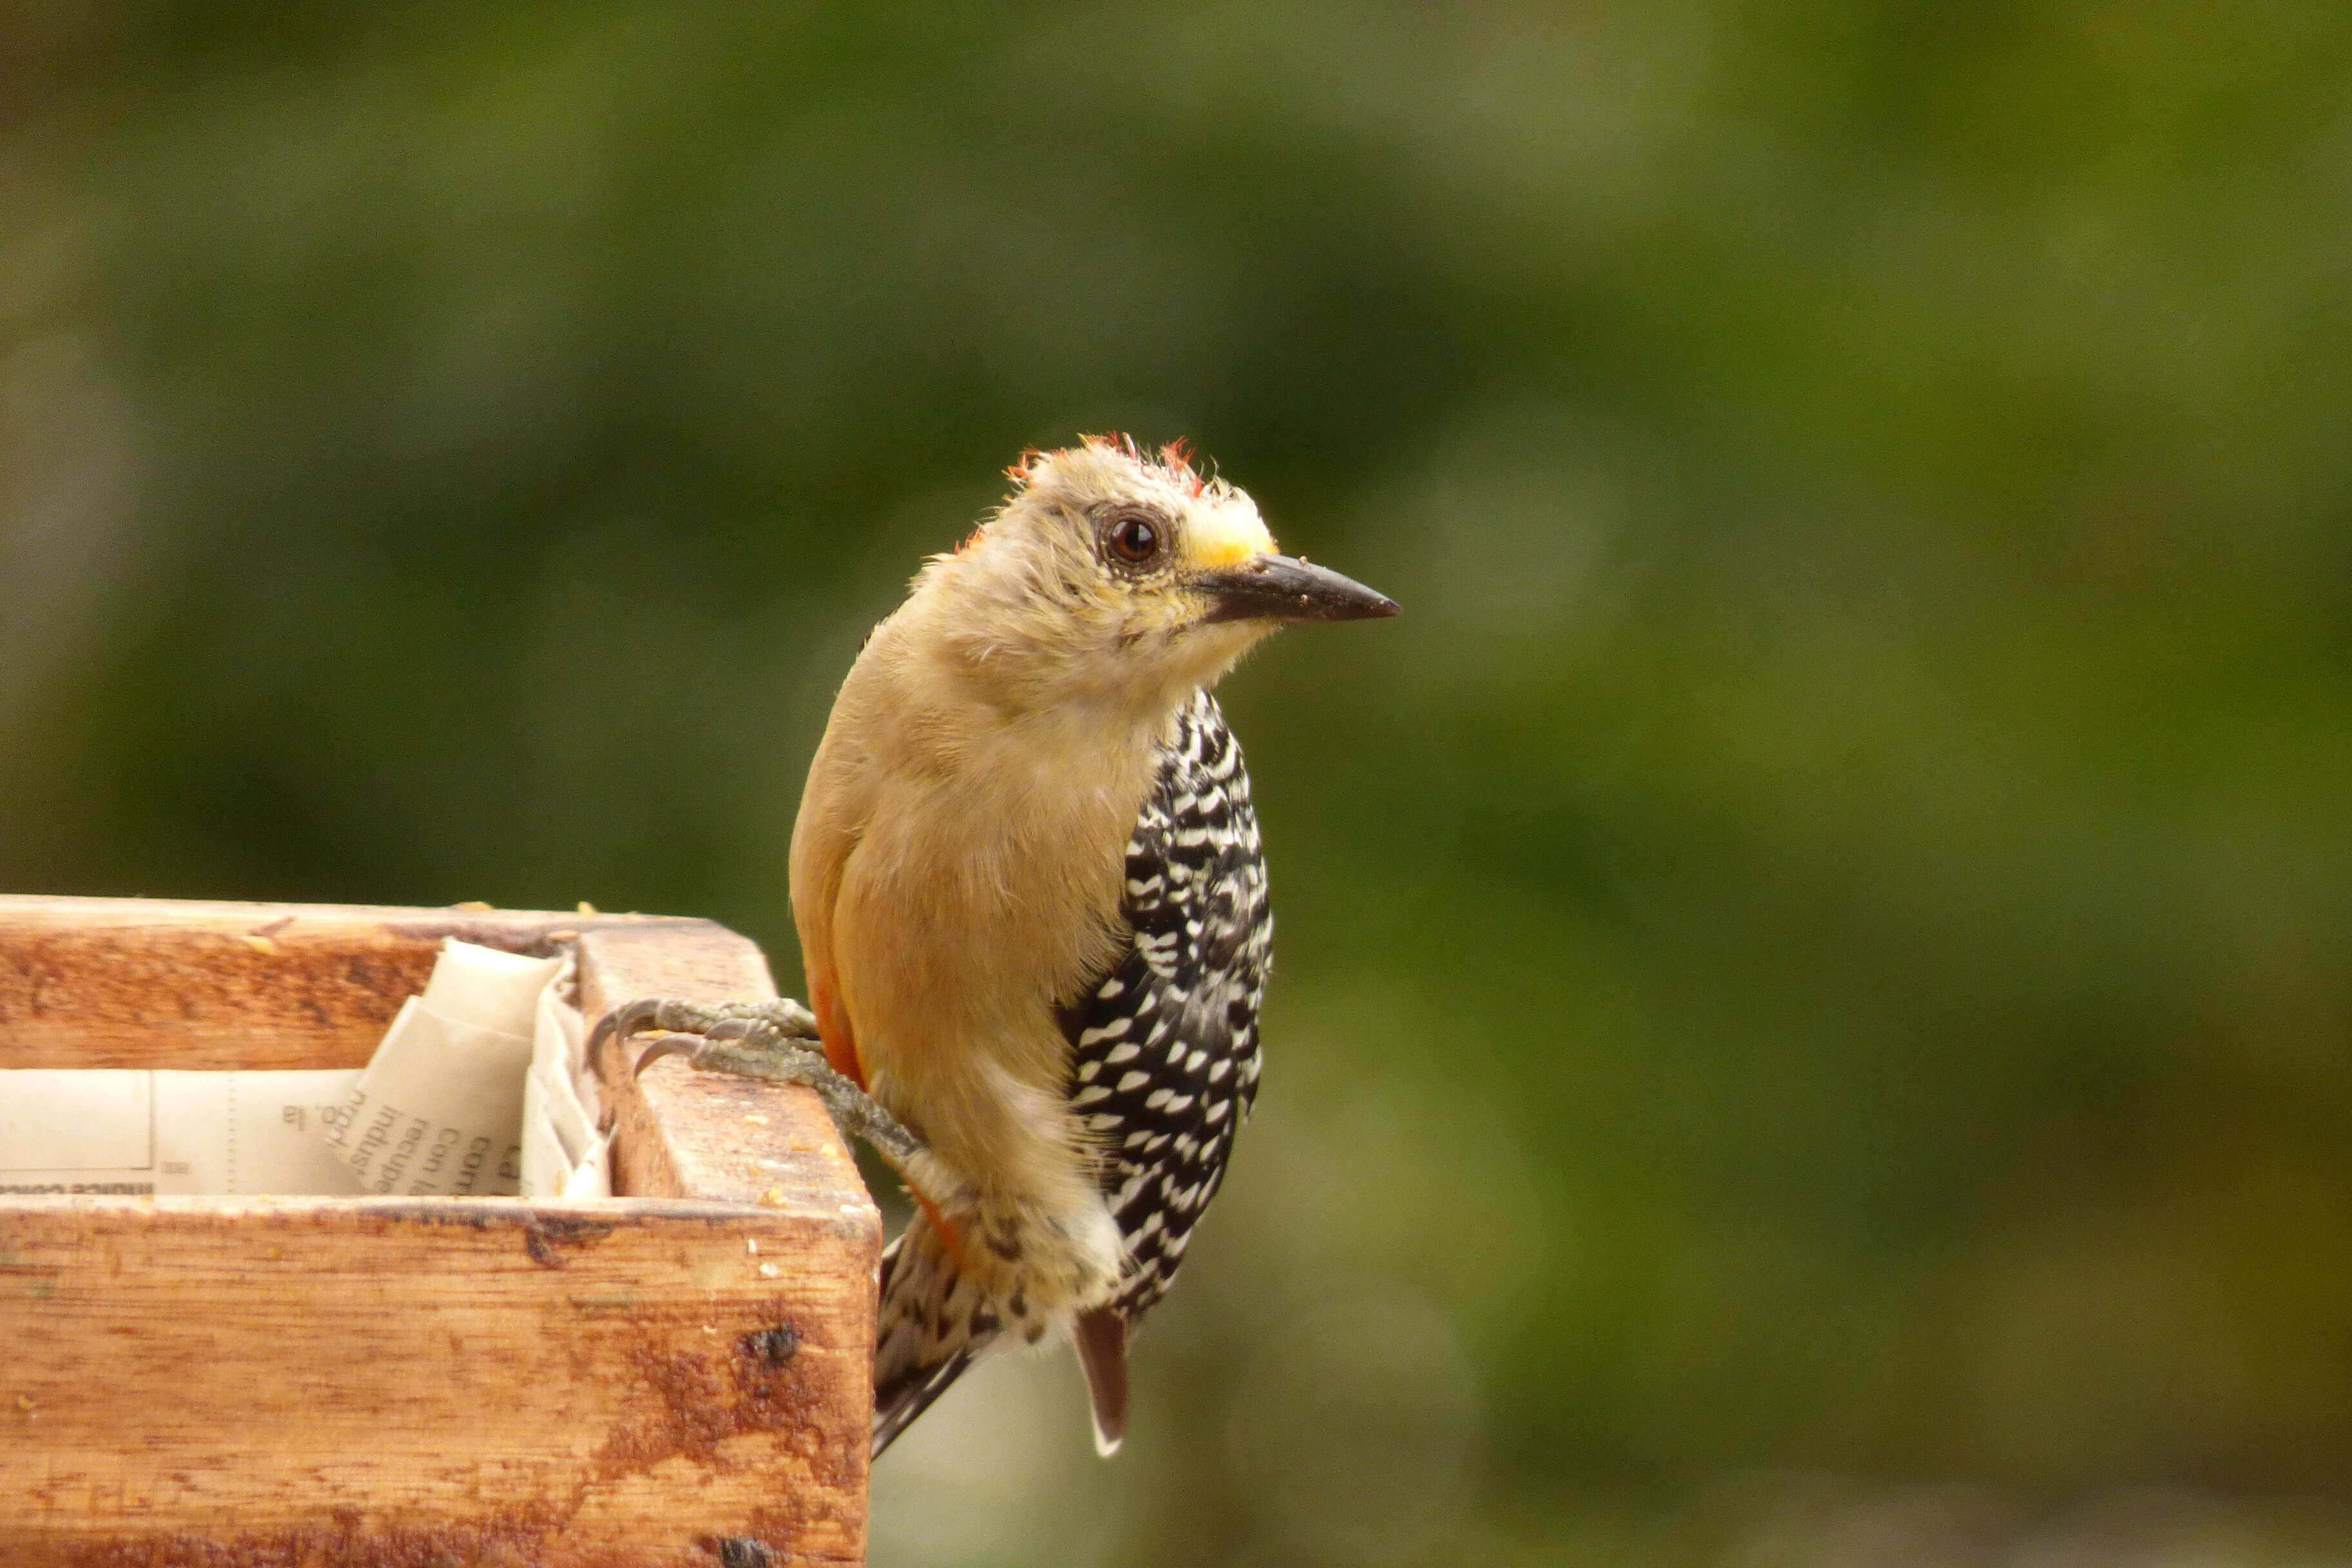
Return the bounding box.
[1184,504,1275,571]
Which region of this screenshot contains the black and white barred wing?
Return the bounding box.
[1066,688,1270,1326]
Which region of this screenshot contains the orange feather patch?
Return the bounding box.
[810,976,867,1092]
[1078,431,1208,497]
[911,1186,968,1269]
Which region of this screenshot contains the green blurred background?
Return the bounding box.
[6,3,2351,1563]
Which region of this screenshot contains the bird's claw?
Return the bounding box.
[589,994,818,1062]
[594,994,923,1165]
[627,1031,701,1081]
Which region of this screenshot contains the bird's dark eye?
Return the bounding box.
[1106,514,1164,565]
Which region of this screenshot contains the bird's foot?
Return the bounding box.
[592,996,923,1164]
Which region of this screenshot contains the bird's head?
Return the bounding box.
[908,436,1396,716]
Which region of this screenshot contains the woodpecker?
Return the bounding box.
[599,436,1395,1458]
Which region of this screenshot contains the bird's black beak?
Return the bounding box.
[1197,554,1399,625]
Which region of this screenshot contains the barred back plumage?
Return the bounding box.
[871,689,1269,1455]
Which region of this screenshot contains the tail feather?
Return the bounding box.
[1072,1306,1130,1456]
[871,1217,994,1458]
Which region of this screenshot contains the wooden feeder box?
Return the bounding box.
[0,895,877,1567]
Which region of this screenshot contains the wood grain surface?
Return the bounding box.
[0,896,881,1567]
[0,895,712,1070]
[1,1197,870,1565]
[580,923,868,1220]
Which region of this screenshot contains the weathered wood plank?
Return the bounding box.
[0,1195,869,1565]
[0,896,708,1070]
[580,924,866,1222]
[0,897,883,1565]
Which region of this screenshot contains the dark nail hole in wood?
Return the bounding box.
[741,1324,800,1368]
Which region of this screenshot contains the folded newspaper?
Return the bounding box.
[0,1067,366,1197]
[322,939,609,1199]
[0,938,609,1199]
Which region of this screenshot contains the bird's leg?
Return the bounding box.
[591,997,923,1165]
